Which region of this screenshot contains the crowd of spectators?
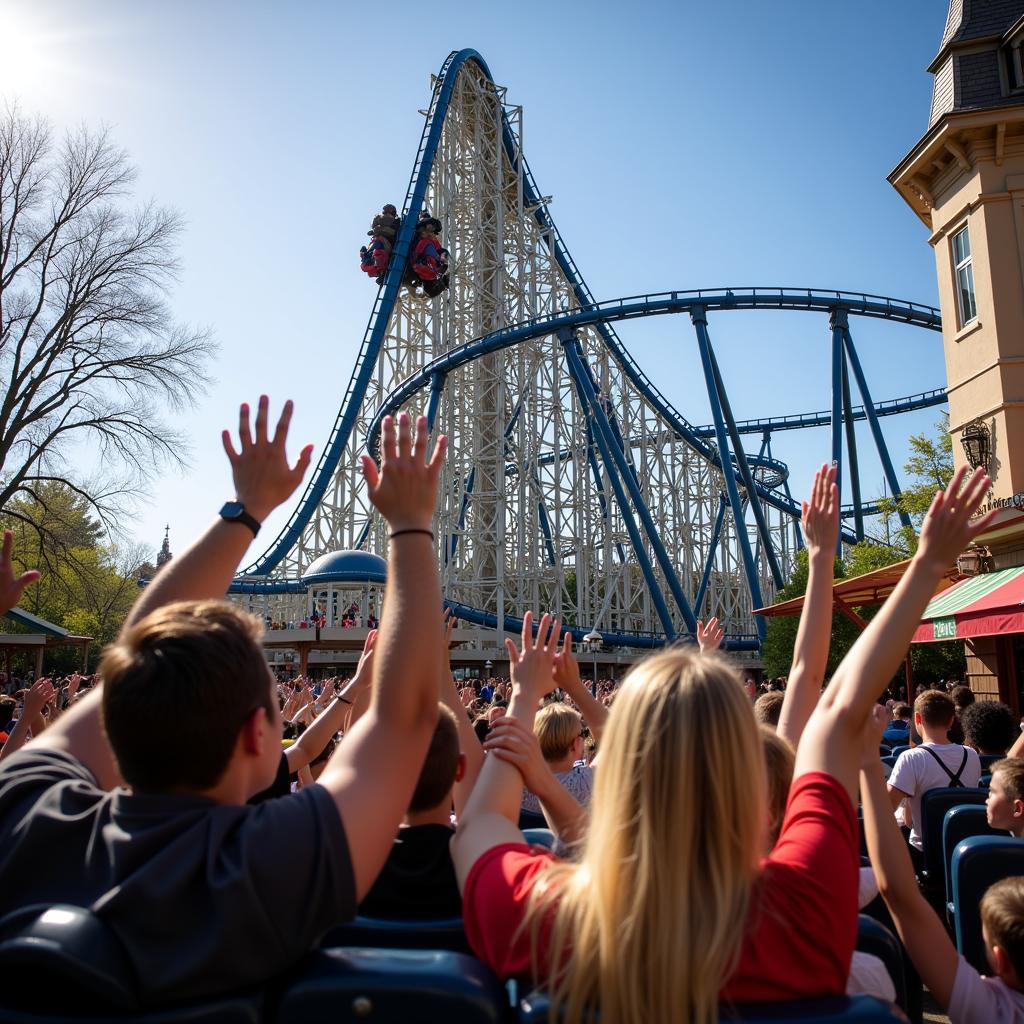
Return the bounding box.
[0,398,1022,1023]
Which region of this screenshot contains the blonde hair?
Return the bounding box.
[523,648,766,1024]
[981,877,1024,978]
[993,758,1024,803]
[534,703,583,762]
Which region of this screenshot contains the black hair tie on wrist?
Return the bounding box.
[389,529,434,540]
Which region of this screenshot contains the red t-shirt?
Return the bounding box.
[462,771,858,1002]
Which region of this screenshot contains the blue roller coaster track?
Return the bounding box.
[231,49,946,653]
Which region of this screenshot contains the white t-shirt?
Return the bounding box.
[888,742,982,849]
[949,956,1024,1023]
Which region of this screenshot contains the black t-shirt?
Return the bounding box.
[0,748,356,1003]
[249,750,293,803]
[358,823,461,920]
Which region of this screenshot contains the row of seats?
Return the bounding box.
[0,905,907,1023]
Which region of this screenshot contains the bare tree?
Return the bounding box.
[0,103,214,545]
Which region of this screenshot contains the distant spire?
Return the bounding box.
[156,525,172,568]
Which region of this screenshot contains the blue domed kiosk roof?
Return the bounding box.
[300,550,387,586]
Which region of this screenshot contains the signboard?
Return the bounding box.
[933,617,957,640]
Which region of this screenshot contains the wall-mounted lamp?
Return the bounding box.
[960,420,991,472]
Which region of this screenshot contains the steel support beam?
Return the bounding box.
[560,331,680,638]
[691,306,767,640]
[841,349,865,542]
[694,493,728,616]
[842,327,913,530]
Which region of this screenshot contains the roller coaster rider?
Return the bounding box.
[407,215,450,297]
[359,204,401,285]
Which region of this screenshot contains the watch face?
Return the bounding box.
[221,501,245,519]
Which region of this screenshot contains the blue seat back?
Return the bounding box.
[0,904,264,1022]
[519,994,904,1022]
[920,787,987,887]
[522,827,556,849]
[518,809,548,830]
[321,916,469,954]
[980,753,1005,771]
[854,915,905,1012]
[951,835,1024,973]
[279,947,506,1024]
[943,805,1002,909]
[890,745,911,758]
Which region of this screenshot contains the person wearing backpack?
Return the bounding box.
[887,688,982,868]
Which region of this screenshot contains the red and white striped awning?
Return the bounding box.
[912,566,1024,644]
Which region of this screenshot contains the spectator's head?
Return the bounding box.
[753,691,784,729]
[962,701,1017,755]
[980,876,1024,982]
[487,701,507,726]
[407,704,463,818]
[100,600,279,799]
[891,702,912,722]
[527,648,764,1024]
[0,695,14,726]
[988,759,1024,837]
[913,689,956,740]
[761,726,795,850]
[951,685,975,712]
[534,703,584,767]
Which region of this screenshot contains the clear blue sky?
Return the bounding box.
[0,0,949,564]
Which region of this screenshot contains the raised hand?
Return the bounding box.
[915,465,995,572]
[221,396,314,523]
[552,632,583,693]
[696,617,724,654]
[802,463,839,556]
[0,531,40,616]
[22,678,54,720]
[361,412,447,532]
[505,611,560,704]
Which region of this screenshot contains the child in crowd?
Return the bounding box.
[863,708,1024,1023]
[988,758,1024,839]
[887,689,982,864]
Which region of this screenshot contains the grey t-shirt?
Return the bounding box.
[0,747,356,1003]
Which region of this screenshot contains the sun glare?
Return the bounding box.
[0,6,73,101]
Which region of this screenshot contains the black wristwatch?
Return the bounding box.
[219,501,261,537]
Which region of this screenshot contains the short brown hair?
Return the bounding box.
[101,601,273,793]
[408,703,459,813]
[762,727,795,847]
[534,702,582,762]
[951,684,975,711]
[914,689,956,729]
[981,877,1024,978]
[754,691,785,728]
[892,702,912,721]
[993,758,1024,804]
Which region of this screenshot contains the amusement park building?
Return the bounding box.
[891,0,1024,703]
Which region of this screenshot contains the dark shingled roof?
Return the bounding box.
[929,0,1024,124]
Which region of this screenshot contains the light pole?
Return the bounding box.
[583,629,603,698]
[484,659,492,683]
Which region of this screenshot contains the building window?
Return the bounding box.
[1006,41,1024,91]
[952,225,977,326]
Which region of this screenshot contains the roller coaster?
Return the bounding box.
[229,49,946,652]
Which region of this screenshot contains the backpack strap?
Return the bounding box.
[921,745,969,787]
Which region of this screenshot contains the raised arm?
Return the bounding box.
[0,679,53,761]
[438,613,484,817]
[286,632,376,774]
[315,413,448,900]
[777,464,839,747]
[29,396,314,790]
[795,466,993,800]
[126,397,313,628]
[451,611,560,890]
[552,632,608,745]
[860,706,959,1009]
[0,531,41,617]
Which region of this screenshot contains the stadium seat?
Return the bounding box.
[277,947,506,1024]
[919,787,987,893]
[950,835,1024,973]
[980,754,1004,771]
[889,745,910,758]
[0,904,264,1023]
[980,773,992,788]
[879,755,896,781]
[320,916,470,954]
[522,827,557,849]
[518,993,905,1022]
[878,744,891,757]
[943,804,1003,920]
[855,915,906,1013]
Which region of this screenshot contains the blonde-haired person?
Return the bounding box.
[519,703,592,817]
[451,465,993,1024]
[987,758,1024,838]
